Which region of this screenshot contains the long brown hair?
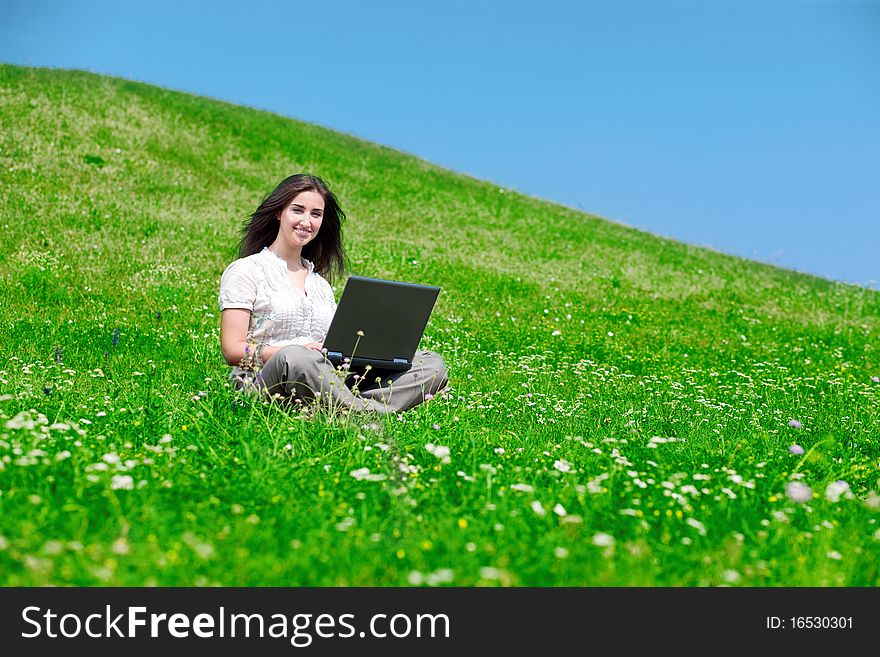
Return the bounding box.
[238,173,348,283]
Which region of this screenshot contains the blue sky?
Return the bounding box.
[3,0,878,286]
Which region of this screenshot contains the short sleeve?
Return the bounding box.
[320,277,338,312]
[218,258,257,311]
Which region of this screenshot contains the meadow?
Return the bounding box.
[1,64,878,586]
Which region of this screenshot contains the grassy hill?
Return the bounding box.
[1,63,878,586]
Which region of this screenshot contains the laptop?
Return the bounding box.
[322,275,440,371]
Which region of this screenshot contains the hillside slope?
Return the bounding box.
[0,64,878,586]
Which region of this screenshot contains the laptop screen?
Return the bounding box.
[323,275,440,367]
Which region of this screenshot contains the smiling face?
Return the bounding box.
[276,190,325,250]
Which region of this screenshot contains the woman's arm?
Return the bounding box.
[220,309,322,366]
[220,309,281,366]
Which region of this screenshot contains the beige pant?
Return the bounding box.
[235,345,448,414]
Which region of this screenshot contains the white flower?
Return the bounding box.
[825,480,852,503]
[553,459,571,473]
[530,500,546,516]
[553,503,567,517]
[350,467,387,482]
[510,483,534,493]
[479,567,503,580]
[426,569,454,586]
[110,474,134,490]
[685,518,707,536]
[425,443,451,464]
[335,517,355,532]
[592,532,614,547]
[554,547,569,558]
[826,550,842,560]
[771,510,789,523]
[194,541,215,558]
[785,481,813,504]
[586,473,609,493]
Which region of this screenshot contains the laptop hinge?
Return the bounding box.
[393,358,409,365]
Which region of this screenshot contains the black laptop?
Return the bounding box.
[322,275,440,371]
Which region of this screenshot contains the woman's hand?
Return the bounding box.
[220,309,285,366]
[304,341,324,352]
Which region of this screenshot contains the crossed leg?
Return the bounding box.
[253,346,448,414]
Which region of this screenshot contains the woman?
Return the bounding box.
[218,173,448,414]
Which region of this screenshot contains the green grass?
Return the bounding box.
[1,63,878,586]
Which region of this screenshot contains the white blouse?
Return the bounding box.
[218,247,337,350]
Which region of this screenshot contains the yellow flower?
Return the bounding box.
[395,549,405,559]
[769,495,778,502]
[181,425,188,431]
[458,518,468,529]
